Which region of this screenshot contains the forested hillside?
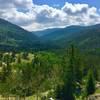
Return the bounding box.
[0,45,100,100]
[0,18,44,51]
[40,24,100,49]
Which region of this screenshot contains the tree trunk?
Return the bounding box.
[36,92,39,100]
[24,96,26,100]
[24,93,26,100]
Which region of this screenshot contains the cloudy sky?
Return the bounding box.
[0,0,100,31]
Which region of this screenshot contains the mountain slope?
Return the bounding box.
[1,18,100,51]
[40,26,85,41]
[40,24,100,49]
[0,18,41,51]
[68,26,100,49]
[33,28,61,36]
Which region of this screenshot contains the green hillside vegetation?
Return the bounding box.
[0,18,100,52]
[40,24,100,49]
[0,18,100,100]
[0,18,46,51]
[0,45,100,100]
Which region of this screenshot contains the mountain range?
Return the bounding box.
[36,25,100,49]
[0,18,100,51]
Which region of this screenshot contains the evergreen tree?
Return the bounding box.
[86,69,95,96]
[0,52,3,61]
[55,45,75,100]
[11,51,16,62]
[22,52,28,59]
[74,58,82,83]
[20,62,34,97]
[1,62,12,82]
[17,54,21,63]
[3,53,11,65]
[62,45,75,100]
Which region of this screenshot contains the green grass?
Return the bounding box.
[0,95,41,100]
[27,95,41,100]
[95,88,100,93]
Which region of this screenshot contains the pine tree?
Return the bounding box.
[17,54,21,63]
[62,45,75,100]
[74,58,82,83]
[1,63,12,82]
[86,69,95,96]
[55,45,75,100]
[3,53,11,65]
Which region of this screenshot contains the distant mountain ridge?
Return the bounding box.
[33,28,61,36]
[0,18,100,51]
[39,24,100,49]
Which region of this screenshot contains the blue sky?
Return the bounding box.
[33,0,100,9]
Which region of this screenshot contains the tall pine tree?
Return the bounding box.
[86,69,95,96]
[55,45,75,100]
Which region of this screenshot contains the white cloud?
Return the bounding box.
[0,1,100,31]
[0,0,34,27]
[62,3,89,14]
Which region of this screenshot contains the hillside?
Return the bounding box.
[0,18,100,51]
[40,24,100,49]
[0,18,43,51]
[40,26,85,41]
[33,28,61,36]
